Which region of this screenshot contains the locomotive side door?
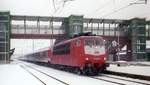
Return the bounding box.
[72,39,82,66]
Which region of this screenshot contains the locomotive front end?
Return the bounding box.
[82,37,107,74]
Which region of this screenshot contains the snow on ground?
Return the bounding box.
[107,64,150,76]
[100,74,150,84]
[21,62,117,85]
[0,64,42,85]
[23,65,66,85]
[21,61,150,85]
[1,60,150,85]
[0,61,117,85]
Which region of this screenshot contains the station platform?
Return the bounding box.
[107,62,150,77]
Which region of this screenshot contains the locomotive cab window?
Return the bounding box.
[95,40,103,46]
[84,38,105,55]
[85,39,103,47]
[85,40,94,47]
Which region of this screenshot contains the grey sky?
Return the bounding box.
[0,0,150,19]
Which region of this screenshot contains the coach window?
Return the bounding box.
[76,40,81,46]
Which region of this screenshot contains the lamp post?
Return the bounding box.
[117,28,120,61]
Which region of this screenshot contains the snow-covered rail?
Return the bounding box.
[90,76,126,85]
[20,65,47,85]
[94,74,150,85]
[20,64,70,85]
[105,70,150,81]
[101,74,150,85]
[18,61,150,85]
[91,75,150,85]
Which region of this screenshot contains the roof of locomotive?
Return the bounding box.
[54,36,104,47]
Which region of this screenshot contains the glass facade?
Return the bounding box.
[129,18,146,61]
[65,15,83,38]
[0,12,10,63]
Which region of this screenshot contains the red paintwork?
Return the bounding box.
[50,36,107,69]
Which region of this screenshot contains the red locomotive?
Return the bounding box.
[23,35,108,75]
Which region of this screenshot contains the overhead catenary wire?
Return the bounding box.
[51,0,62,16]
[50,0,75,46]
[52,0,61,15]
[51,0,75,16]
[53,0,57,11]
[93,0,112,13]
[100,0,148,18]
[101,4,133,18]
[88,0,112,17]
[132,0,149,19]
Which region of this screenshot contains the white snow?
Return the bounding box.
[107,64,150,76]
[1,60,150,85]
[21,62,117,85]
[0,61,117,85]
[23,65,64,85]
[0,64,42,85]
[22,61,150,85]
[101,74,150,84]
[96,76,142,85]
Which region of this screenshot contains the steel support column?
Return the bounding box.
[103,22,105,35]
[114,24,117,36]
[37,17,40,34]
[148,24,150,37]
[97,23,99,35]
[50,18,53,40]
[24,16,26,34]
[86,23,88,31]
[109,24,110,36]
[91,23,93,33]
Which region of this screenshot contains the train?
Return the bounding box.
[22,34,108,75]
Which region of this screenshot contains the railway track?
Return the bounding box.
[90,76,126,85]
[20,65,47,85]
[101,74,150,85]
[19,61,150,85]
[105,70,150,81]
[90,74,150,85]
[21,63,125,85]
[20,64,69,85]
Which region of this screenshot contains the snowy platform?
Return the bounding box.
[107,64,150,77]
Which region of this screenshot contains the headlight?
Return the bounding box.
[104,57,106,61]
[85,57,89,61]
